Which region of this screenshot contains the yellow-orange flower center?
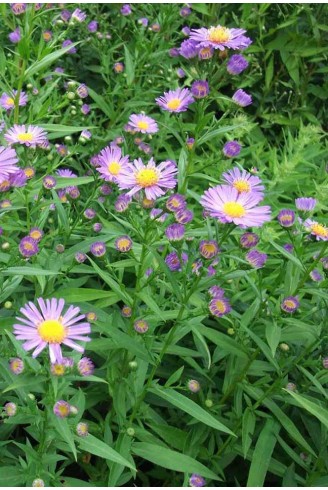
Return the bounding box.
[52,364,65,376]
[108,161,121,175]
[215,299,226,313]
[167,98,181,111]
[311,223,328,238]
[38,319,66,343]
[24,168,35,178]
[223,201,245,218]
[284,300,296,308]
[30,230,42,240]
[203,244,217,254]
[117,238,131,249]
[58,404,70,417]
[137,120,149,130]
[233,179,251,193]
[136,168,159,187]
[18,132,33,143]
[23,242,35,251]
[208,26,231,44]
[6,97,14,105]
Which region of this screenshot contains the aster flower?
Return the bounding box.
[165,223,185,241]
[186,137,195,150]
[191,80,209,99]
[4,402,17,417]
[277,209,295,227]
[114,62,124,73]
[165,251,188,271]
[19,236,39,257]
[209,286,225,298]
[240,232,259,249]
[75,252,87,263]
[42,30,52,42]
[304,219,328,241]
[4,124,48,148]
[62,40,76,54]
[8,27,21,43]
[310,269,323,282]
[187,379,200,393]
[134,319,149,334]
[51,363,66,376]
[29,227,43,242]
[321,257,328,270]
[128,114,158,134]
[32,480,45,488]
[76,422,89,437]
[156,88,194,113]
[115,235,133,252]
[9,358,24,375]
[115,194,131,212]
[13,298,91,363]
[177,68,186,78]
[122,305,132,317]
[138,17,148,27]
[322,357,328,369]
[166,193,186,212]
[96,145,130,183]
[10,3,27,15]
[232,89,252,107]
[200,185,271,228]
[76,84,88,98]
[71,8,86,22]
[175,208,194,224]
[190,25,252,51]
[117,157,177,200]
[223,141,241,158]
[283,243,294,253]
[90,241,106,257]
[199,240,219,259]
[93,223,102,233]
[180,6,191,17]
[78,357,94,376]
[222,167,264,198]
[84,208,96,220]
[198,46,214,60]
[9,169,27,188]
[227,54,249,75]
[281,296,299,313]
[0,91,28,110]
[246,249,267,269]
[121,4,132,15]
[54,400,71,418]
[209,296,231,317]
[0,146,19,183]
[182,26,191,36]
[150,208,167,222]
[88,20,98,32]
[189,474,206,487]
[295,197,316,212]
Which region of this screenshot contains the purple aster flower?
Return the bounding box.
[295,197,317,212]
[61,9,71,22]
[182,26,191,36]
[227,54,249,75]
[4,402,17,417]
[198,46,214,60]
[209,296,231,317]
[180,6,191,17]
[134,319,149,334]
[232,89,252,107]
[138,17,148,27]
[191,80,209,99]
[322,357,328,369]
[281,296,299,313]
[115,194,131,212]
[68,187,80,199]
[201,185,271,228]
[0,146,19,183]
[177,68,186,79]
[29,227,43,242]
[199,240,219,259]
[56,144,68,157]
[4,124,48,148]
[283,243,294,253]
[186,137,195,150]
[223,141,241,158]
[320,257,328,270]
[8,27,21,43]
[100,184,112,195]
[156,88,194,113]
[75,252,87,263]
[166,193,186,212]
[90,241,106,257]
[169,47,180,57]
[0,90,27,111]
[209,286,225,298]
[96,145,130,183]
[80,130,91,140]
[150,208,168,222]
[304,219,328,241]
[10,3,27,15]
[277,209,295,227]
[240,232,259,249]
[190,25,252,51]
[179,39,198,59]
[81,104,91,115]
[78,357,95,376]
[128,114,159,134]
[222,167,264,199]
[42,30,52,42]
[84,208,96,220]
[19,236,39,257]
[93,223,102,233]
[150,23,161,32]
[9,358,24,375]
[115,235,133,252]
[165,251,187,271]
[71,8,86,23]
[76,84,88,99]
[246,249,267,268]
[62,40,76,54]
[121,4,132,15]
[88,20,98,32]
[54,400,70,418]
[139,142,153,155]
[114,62,124,73]
[165,223,185,241]
[175,208,193,224]
[117,157,178,200]
[122,305,132,317]
[76,422,89,437]
[310,269,323,282]
[13,298,91,363]
[9,169,27,188]
[187,379,200,393]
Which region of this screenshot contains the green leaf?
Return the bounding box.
[53,176,95,189]
[88,88,115,119]
[1,267,59,276]
[197,325,249,360]
[53,417,77,461]
[52,288,119,303]
[247,418,280,486]
[165,366,184,387]
[25,42,80,77]
[265,320,281,357]
[89,258,133,305]
[150,386,235,435]
[124,46,135,86]
[77,434,136,470]
[0,467,25,486]
[41,124,95,140]
[285,390,328,430]
[242,408,256,458]
[269,240,305,270]
[132,442,220,480]
[137,290,166,321]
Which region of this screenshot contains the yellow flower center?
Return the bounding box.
[311,223,328,238]
[117,238,130,249]
[167,98,181,111]
[18,132,33,142]
[24,168,35,178]
[1,201,11,208]
[6,97,14,105]
[136,168,159,187]
[52,364,65,376]
[108,161,121,175]
[284,300,296,308]
[30,230,42,240]
[38,319,66,343]
[203,244,216,254]
[0,180,10,190]
[233,179,251,193]
[215,299,226,313]
[199,47,213,58]
[58,404,70,417]
[23,242,34,251]
[43,32,51,41]
[208,26,231,44]
[137,120,149,130]
[223,201,246,218]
